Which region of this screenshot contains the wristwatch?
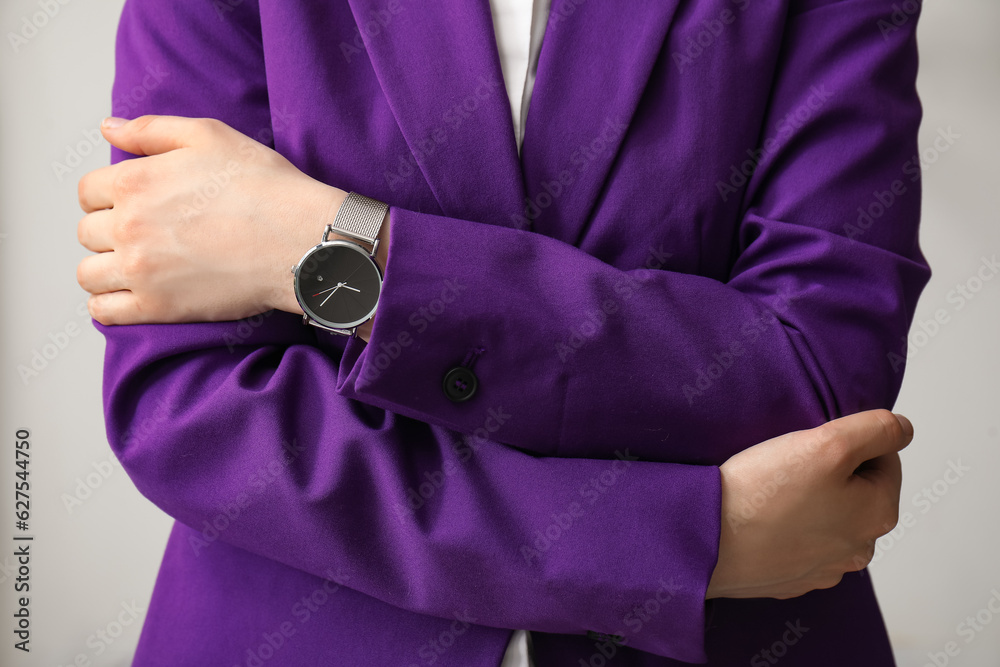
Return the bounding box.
[291,191,389,336]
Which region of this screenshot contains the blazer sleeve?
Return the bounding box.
[98,0,720,663]
[339,0,931,460]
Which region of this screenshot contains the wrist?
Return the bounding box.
[706,461,740,600]
[267,181,348,316]
[272,187,391,344]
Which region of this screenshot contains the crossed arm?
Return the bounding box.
[77,110,915,598]
[76,0,927,662]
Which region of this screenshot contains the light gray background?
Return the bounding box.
[1,1,997,665]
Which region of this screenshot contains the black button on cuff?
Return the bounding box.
[443,366,478,402]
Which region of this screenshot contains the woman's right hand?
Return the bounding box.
[706,409,913,600]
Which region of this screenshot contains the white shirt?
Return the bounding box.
[490,0,550,155]
[489,2,550,665]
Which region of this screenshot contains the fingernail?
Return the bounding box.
[102,116,127,129]
[893,413,914,438]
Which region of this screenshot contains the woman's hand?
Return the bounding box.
[76,115,351,326]
[707,409,913,600]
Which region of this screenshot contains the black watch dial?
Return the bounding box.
[295,241,382,329]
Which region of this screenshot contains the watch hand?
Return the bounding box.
[319,283,344,308]
[340,284,361,293]
[312,286,339,297]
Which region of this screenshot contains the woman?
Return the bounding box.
[76,0,927,664]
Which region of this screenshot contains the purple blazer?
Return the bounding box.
[96,0,929,664]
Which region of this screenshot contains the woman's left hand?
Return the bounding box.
[77,115,347,326]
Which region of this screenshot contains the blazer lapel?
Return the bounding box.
[346,0,528,228]
[520,0,683,244]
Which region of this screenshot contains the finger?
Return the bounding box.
[850,451,903,543]
[893,413,914,441]
[853,451,902,488]
[78,163,118,212]
[77,252,127,295]
[87,290,147,326]
[77,209,117,252]
[824,409,914,471]
[100,114,217,156]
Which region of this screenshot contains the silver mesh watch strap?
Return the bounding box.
[327,192,388,245]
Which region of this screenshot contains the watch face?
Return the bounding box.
[294,241,382,329]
